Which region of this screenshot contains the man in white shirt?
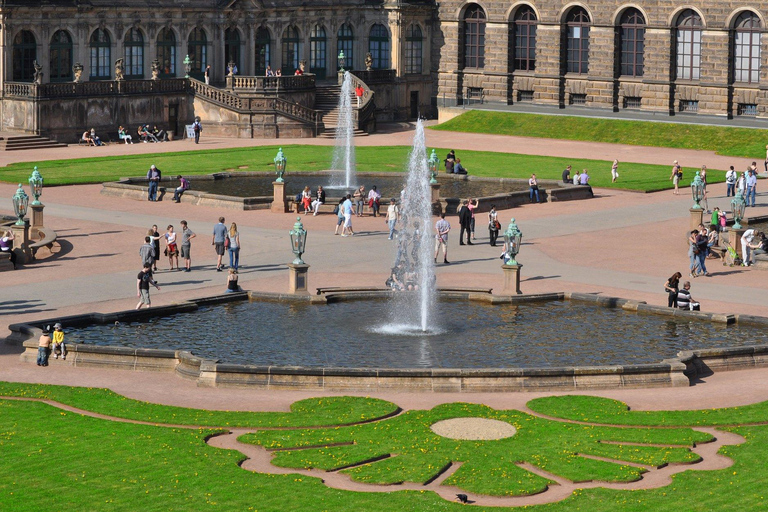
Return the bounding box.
[746,169,757,207]
[725,166,737,197]
[434,213,450,265]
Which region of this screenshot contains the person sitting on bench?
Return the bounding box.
[118,126,133,144]
[172,175,190,203]
[676,281,701,311]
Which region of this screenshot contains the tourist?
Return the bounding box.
[737,170,747,198]
[562,165,571,184]
[193,118,202,144]
[445,150,455,174]
[765,144,768,174]
[275,69,282,77]
[688,229,701,277]
[52,322,66,360]
[695,227,709,276]
[726,166,737,197]
[741,229,758,266]
[458,200,472,245]
[333,198,345,235]
[385,198,399,240]
[353,185,366,216]
[467,197,478,240]
[341,194,355,236]
[746,169,757,207]
[0,230,16,270]
[266,65,274,76]
[141,125,159,143]
[368,185,381,217]
[118,125,133,144]
[707,227,719,258]
[148,225,161,271]
[700,165,709,212]
[488,205,500,247]
[753,232,768,259]
[387,265,405,291]
[164,225,179,270]
[180,220,196,272]
[90,128,103,146]
[454,158,467,175]
[572,170,580,185]
[81,130,94,146]
[301,186,312,214]
[227,222,240,271]
[147,165,161,201]
[153,125,169,142]
[139,236,156,270]
[670,161,682,195]
[676,281,700,311]
[664,272,682,308]
[172,175,190,203]
[136,264,160,309]
[710,207,722,233]
[355,84,364,107]
[36,327,51,367]
[212,217,227,271]
[226,268,241,293]
[579,169,590,185]
[528,174,540,203]
[434,212,450,264]
[294,67,303,76]
[611,159,619,183]
[404,267,419,291]
[312,186,326,215]
[204,65,211,85]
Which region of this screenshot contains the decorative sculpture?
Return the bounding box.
[227,61,236,77]
[115,58,125,81]
[73,63,83,83]
[365,52,373,71]
[33,61,43,84]
[151,59,160,80]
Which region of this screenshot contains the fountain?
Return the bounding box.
[330,71,356,189]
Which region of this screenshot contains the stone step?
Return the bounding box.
[0,135,68,151]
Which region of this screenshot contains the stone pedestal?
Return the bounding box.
[11,220,32,265]
[287,263,310,294]
[502,263,522,295]
[430,183,442,215]
[30,203,44,239]
[730,228,746,258]
[271,181,288,213]
[689,207,704,231]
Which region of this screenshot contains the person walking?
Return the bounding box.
[746,169,757,207]
[385,198,399,240]
[528,174,540,203]
[333,198,345,235]
[180,220,196,272]
[136,264,161,309]
[355,84,364,107]
[488,205,500,247]
[341,194,355,236]
[726,166,737,197]
[458,200,473,245]
[695,228,709,276]
[467,198,478,240]
[664,272,682,308]
[227,222,240,270]
[368,186,381,217]
[688,229,701,277]
[147,165,161,201]
[192,118,202,144]
[212,217,227,271]
[700,165,709,212]
[139,236,156,269]
[670,161,682,195]
[434,213,450,264]
[611,159,619,183]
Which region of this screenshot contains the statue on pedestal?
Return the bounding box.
[365,52,373,71]
[73,63,83,83]
[33,61,43,84]
[115,58,125,81]
[151,59,160,80]
[227,61,236,77]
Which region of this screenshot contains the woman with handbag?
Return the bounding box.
[164,225,179,270]
[367,186,381,217]
[664,272,682,308]
[488,205,500,247]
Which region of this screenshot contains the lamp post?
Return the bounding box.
[28,167,45,238]
[289,216,308,265]
[503,218,523,266]
[690,171,704,210]
[12,184,29,226]
[287,216,310,293]
[732,193,747,230]
[428,149,439,184]
[183,55,191,78]
[274,147,286,182]
[10,184,32,265]
[271,148,288,213]
[338,50,346,72]
[29,166,43,205]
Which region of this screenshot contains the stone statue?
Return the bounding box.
[33,60,43,84]
[365,52,373,71]
[227,60,235,77]
[73,63,83,83]
[115,58,125,81]
[151,59,160,80]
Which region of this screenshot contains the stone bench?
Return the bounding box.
[317,286,388,295]
[754,254,768,270]
[0,251,12,271]
[30,226,57,259]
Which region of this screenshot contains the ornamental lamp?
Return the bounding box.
[338,50,346,71]
[428,149,439,184]
[289,216,308,265]
[274,147,287,182]
[12,183,29,226]
[28,166,43,205]
[183,55,191,78]
[503,218,523,266]
[731,193,747,230]
[690,171,704,210]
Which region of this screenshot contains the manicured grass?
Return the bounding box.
[432,110,768,158]
[0,381,397,428]
[0,144,719,192]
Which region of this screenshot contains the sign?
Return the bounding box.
[185,124,195,139]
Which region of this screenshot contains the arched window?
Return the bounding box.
[565,7,590,74]
[337,24,354,70]
[512,6,537,71]
[157,28,176,78]
[619,8,645,77]
[405,24,423,74]
[187,27,207,80]
[281,25,301,74]
[225,28,241,74]
[50,30,73,82]
[733,11,762,83]
[12,31,36,82]
[675,9,702,80]
[89,29,111,80]
[369,24,390,69]
[463,5,486,69]
[255,28,271,74]
[310,25,327,79]
[124,28,144,79]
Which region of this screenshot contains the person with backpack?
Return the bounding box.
[725,166,737,197]
[172,175,190,203]
[670,160,682,195]
[192,118,202,144]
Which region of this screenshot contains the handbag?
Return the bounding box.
[224,236,230,249]
[493,220,501,230]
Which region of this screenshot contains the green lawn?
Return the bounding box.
[432,110,768,158]
[0,144,720,192]
[2,382,768,510]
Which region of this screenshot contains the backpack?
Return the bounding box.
[295,192,302,203]
[677,169,683,179]
[332,204,339,215]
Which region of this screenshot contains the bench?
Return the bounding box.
[30,226,58,259]
[438,286,493,294]
[316,286,388,295]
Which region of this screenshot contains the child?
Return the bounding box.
[51,322,66,360]
[37,327,52,366]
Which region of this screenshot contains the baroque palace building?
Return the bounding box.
[1,0,767,140]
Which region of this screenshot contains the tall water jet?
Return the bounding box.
[330,71,356,189]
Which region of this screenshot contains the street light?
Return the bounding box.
[183,55,191,78]
[289,216,308,265]
[338,50,346,72]
[731,193,747,230]
[428,149,439,184]
[690,171,704,210]
[503,218,523,266]
[12,183,29,226]
[28,166,43,205]
[274,148,287,182]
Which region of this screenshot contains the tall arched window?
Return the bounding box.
[281,26,301,74]
[124,28,144,79]
[463,5,486,69]
[512,6,537,71]
[337,24,354,70]
[187,27,207,80]
[50,30,73,82]
[565,7,590,74]
[157,28,176,78]
[619,8,645,77]
[733,11,762,83]
[224,28,241,73]
[369,24,390,69]
[12,30,36,82]
[310,25,327,79]
[675,10,702,80]
[255,27,271,74]
[405,24,423,74]
[89,29,111,80]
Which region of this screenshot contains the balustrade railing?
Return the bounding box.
[230,74,315,91]
[350,69,396,84]
[4,82,36,98]
[4,79,189,99]
[345,73,376,131]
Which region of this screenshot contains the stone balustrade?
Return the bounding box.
[229,74,316,91]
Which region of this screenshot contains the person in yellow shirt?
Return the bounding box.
[52,322,66,360]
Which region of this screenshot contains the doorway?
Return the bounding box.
[168,104,179,136]
[410,90,419,119]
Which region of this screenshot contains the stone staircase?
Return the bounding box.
[0,134,68,151]
[315,85,368,138]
